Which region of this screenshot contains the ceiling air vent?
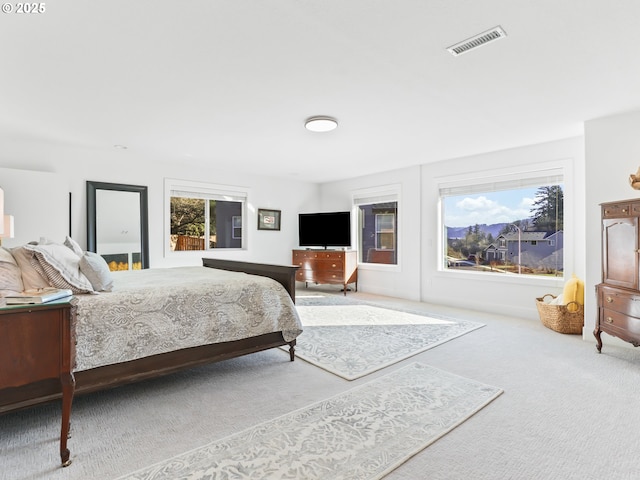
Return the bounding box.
[447,26,507,57]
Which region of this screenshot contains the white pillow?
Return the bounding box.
[63,236,84,257]
[0,247,24,296]
[24,243,94,294]
[79,252,114,292]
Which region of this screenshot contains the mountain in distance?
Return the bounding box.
[447,222,512,239]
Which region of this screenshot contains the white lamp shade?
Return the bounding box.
[1,215,14,239]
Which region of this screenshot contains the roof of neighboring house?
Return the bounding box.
[499,231,563,241]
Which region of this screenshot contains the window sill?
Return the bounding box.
[436,267,565,289]
[358,262,401,273]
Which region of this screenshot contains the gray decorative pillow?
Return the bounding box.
[24,243,94,294]
[0,247,24,296]
[10,246,50,291]
[79,252,114,292]
[63,236,84,257]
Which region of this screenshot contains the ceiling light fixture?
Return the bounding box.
[305,116,338,132]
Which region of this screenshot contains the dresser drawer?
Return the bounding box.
[602,203,632,218]
[313,271,345,283]
[295,251,344,260]
[598,286,640,317]
[312,259,344,272]
[295,259,344,271]
[296,269,345,284]
[316,251,345,260]
[296,270,314,282]
[600,308,640,336]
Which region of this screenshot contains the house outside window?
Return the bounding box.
[232,215,242,240]
[165,179,247,253]
[375,213,395,250]
[440,171,563,277]
[353,185,400,266]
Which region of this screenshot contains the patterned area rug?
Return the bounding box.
[291,294,485,380]
[116,363,503,480]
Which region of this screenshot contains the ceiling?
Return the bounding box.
[2,1,640,183]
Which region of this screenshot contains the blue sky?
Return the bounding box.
[443,187,539,227]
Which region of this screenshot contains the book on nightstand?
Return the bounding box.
[5,288,73,305]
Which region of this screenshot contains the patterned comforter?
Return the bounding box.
[73,266,303,371]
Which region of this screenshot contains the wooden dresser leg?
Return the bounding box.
[60,371,75,467]
[594,328,603,353]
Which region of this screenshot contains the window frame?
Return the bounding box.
[352,184,401,270]
[164,178,248,256]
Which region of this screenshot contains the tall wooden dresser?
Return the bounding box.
[292,249,357,295]
[595,199,640,352]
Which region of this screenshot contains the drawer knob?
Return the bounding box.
[332,264,336,267]
[622,208,628,213]
[606,296,613,303]
[605,317,614,324]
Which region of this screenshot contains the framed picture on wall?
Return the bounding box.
[258,209,281,231]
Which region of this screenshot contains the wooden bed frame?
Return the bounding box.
[2,258,300,411]
[75,258,300,395]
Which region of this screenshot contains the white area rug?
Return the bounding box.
[292,296,484,380]
[116,363,503,480]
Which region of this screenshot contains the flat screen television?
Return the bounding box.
[298,211,351,249]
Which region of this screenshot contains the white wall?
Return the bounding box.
[585,110,640,347]
[0,127,602,329]
[319,137,586,321]
[0,138,319,267]
[0,167,69,245]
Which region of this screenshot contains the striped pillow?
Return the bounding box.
[9,246,50,291]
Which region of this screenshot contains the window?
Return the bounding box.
[440,171,563,277]
[232,216,242,240]
[353,185,400,265]
[375,213,396,250]
[165,179,247,253]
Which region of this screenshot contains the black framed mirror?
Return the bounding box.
[86,181,150,270]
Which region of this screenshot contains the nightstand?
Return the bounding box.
[0,298,77,467]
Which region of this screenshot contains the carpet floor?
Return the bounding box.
[292,293,484,379]
[116,363,502,480]
[6,288,640,479]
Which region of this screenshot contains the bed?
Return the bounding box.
[0,244,302,451]
[74,258,302,395]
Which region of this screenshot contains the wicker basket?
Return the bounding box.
[535,294,584,334]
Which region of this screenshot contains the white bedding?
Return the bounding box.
[73,266,303,371]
